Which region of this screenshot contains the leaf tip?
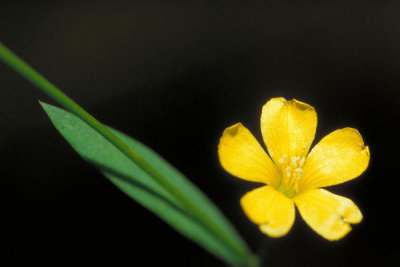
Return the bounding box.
[38,100,49,109]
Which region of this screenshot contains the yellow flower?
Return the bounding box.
[218,97,370,241]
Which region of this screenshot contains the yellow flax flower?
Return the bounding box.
[218,97,370,241]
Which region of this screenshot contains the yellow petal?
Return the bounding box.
[261,97,317,165]
[294,189,362,241]
[300,127,370,190]
[218,123,279,185]
[240,186,295,238]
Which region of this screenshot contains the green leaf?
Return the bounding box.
[40,102,256,266]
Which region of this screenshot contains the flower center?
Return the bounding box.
[276,154,306,198]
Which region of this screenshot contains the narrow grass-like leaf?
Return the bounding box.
[40,102,256,266]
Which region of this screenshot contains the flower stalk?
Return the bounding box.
[0,42,255,266]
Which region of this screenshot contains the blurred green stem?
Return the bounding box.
[0,42,255,266]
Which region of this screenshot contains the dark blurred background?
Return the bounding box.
[1,1,398,266]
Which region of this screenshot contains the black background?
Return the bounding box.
[1,1,398,266]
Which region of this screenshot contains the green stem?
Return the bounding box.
[0,42,252,265]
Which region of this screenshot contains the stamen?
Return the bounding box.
[295,168,303,178]
[291,156,300,166]
[278,154,305,198]
[299,157,306,167]
[285,166,291,177]
[278,154,287,164]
